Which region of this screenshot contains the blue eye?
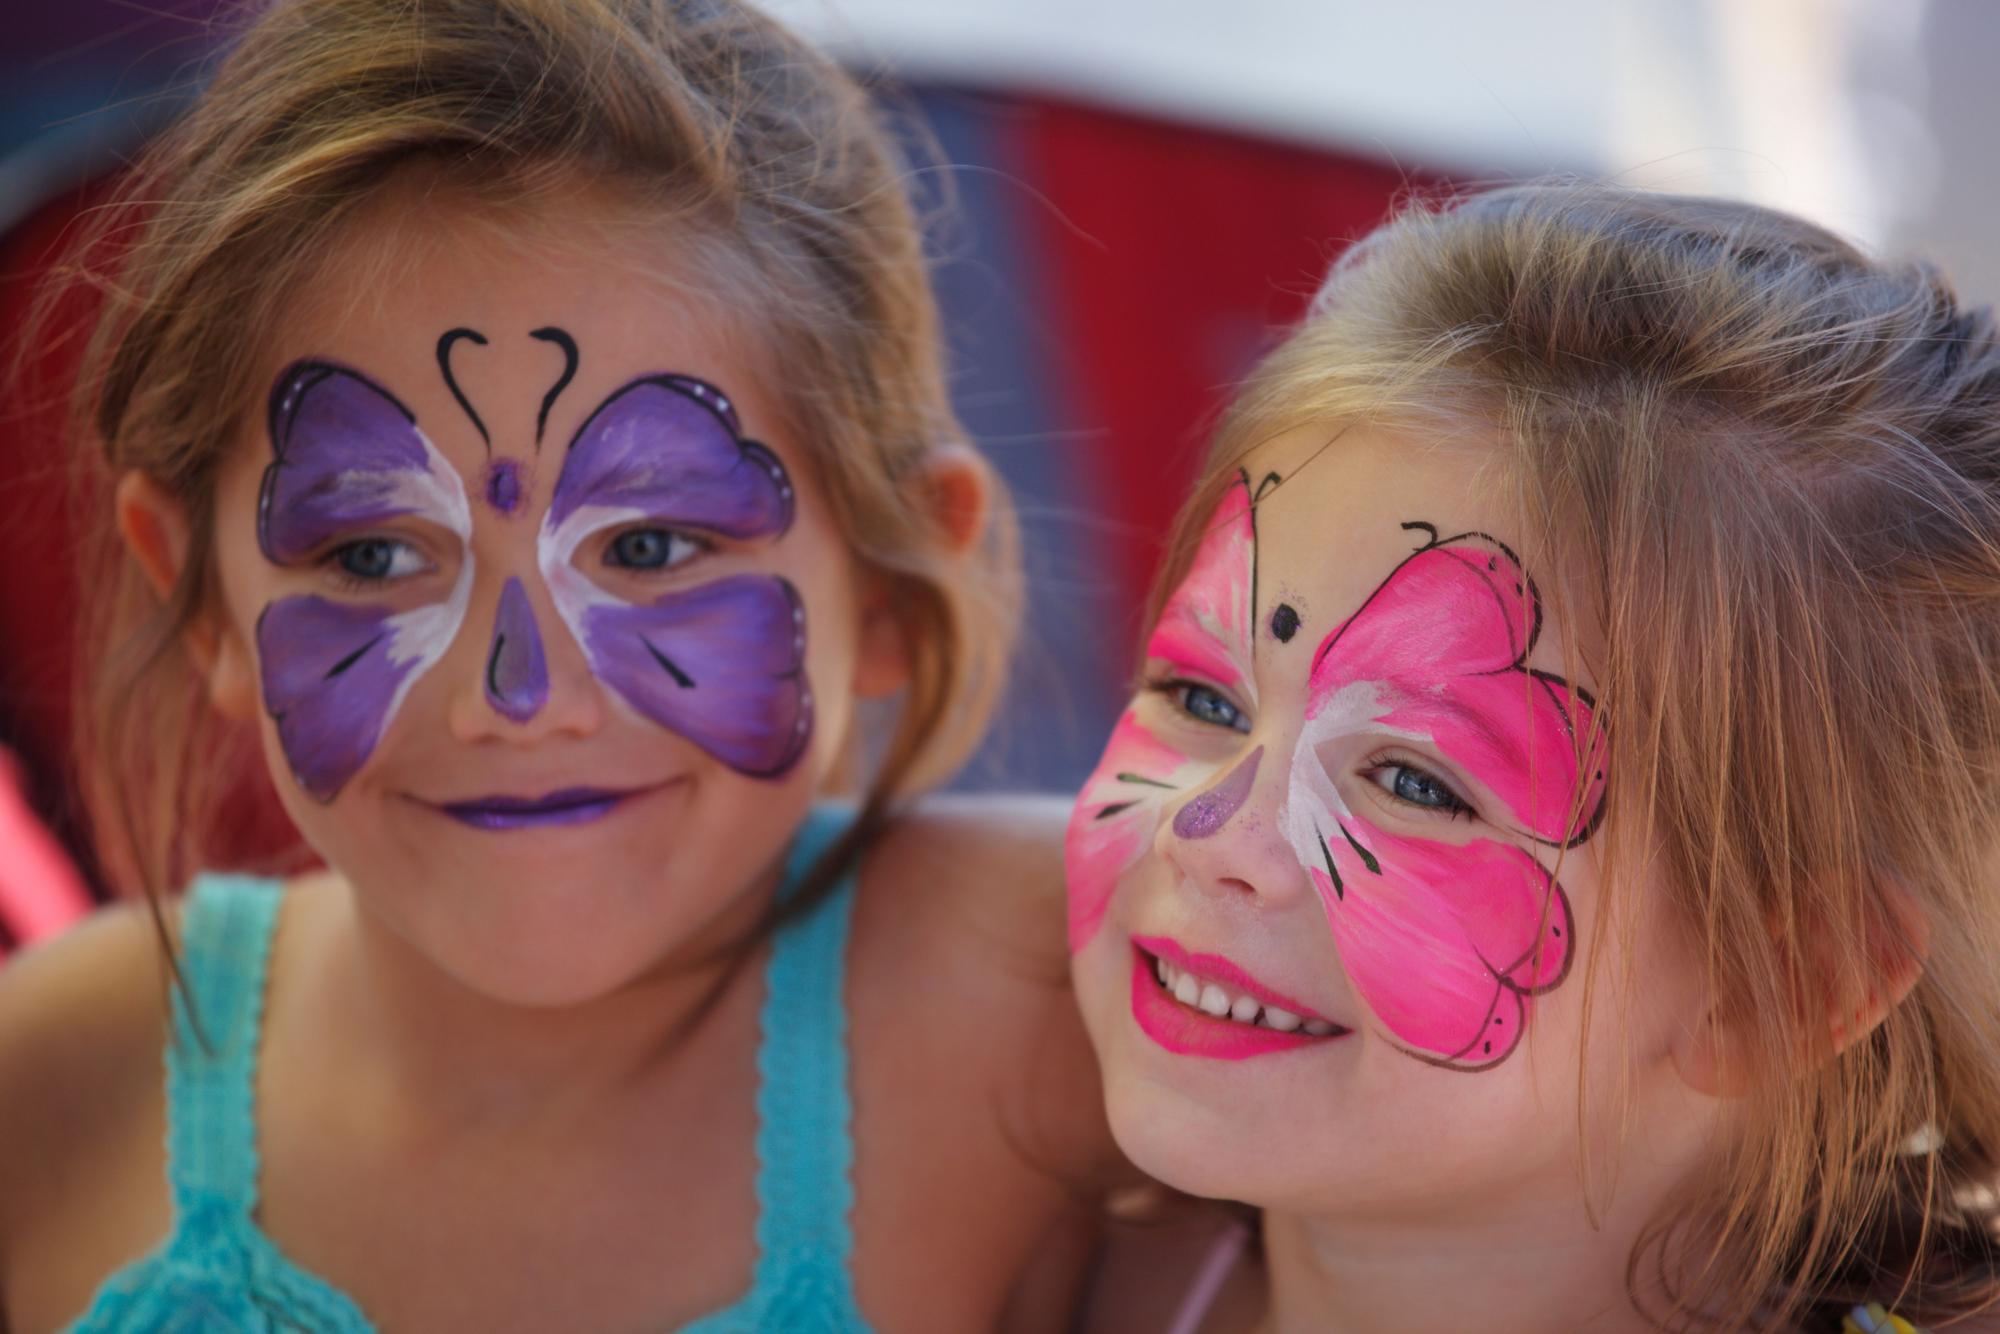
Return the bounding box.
[1373,762,1471,816]
[606,527,703,571]
[329,538,427,583]
[1178,683,1250,733]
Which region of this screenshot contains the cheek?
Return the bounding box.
[1308,825,1572,1069]
[255,580,473,803]
[570,575,812,778]
[1065,710,1204,951]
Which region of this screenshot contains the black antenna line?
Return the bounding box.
[529,326,579,448]
[436,328,490,448]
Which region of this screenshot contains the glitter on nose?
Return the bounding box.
[484,459,525,515]
[1172,745,1263,840]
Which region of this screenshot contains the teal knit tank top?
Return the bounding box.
[66,805,873,1333]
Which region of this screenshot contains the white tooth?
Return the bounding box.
[1303,1019,1335,1036]
[1174,973,1202,1006]
[1230,994,1261,1024]
[1263,1007,1302,1032]
[1198,984,1232,1017]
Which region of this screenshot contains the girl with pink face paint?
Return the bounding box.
[0,3,1122,1332]
[1069,186,2000,1334]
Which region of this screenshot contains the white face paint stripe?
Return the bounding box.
[373,426,474,739]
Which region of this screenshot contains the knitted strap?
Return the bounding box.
[749,806,863,1301]
[164,875,284,1216]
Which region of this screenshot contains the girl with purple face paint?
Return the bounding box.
[1068,186,2000,1334]
[0,3,1123,1331]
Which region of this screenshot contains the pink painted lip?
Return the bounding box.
[1132,934,1334,1022]
[1127,942,1349,1061]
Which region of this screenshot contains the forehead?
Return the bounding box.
[1234,422,1594,692]
[259,178,774,465]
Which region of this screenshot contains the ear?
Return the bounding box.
[850,445,995,700]
[114,472,259,721]
[918,442,993,557]
[1674,881,1931,1098]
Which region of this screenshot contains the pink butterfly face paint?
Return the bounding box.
[1065,473,1258,951]
[536,375,810,778]
[1066,458,1607,1072]
[257,362,474,802]
[1279,526,1607,1069]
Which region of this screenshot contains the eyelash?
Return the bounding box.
[1362,750,1474,821]
[319,536,430,592]
[1143,675,1251,734]
[602,526,711,573]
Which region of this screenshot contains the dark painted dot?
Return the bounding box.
[1483,1041,1493,1053]
[1494,1016,1504,1025]
[1270,603,1301,643]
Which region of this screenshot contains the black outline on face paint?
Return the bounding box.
[559,373,795,539]
[1310,520,1604,851]
[548,374,810,780]
[436,327,490,449]
[1296,519,1603,1073]
[528,326,579,448]
[259,360,418,565]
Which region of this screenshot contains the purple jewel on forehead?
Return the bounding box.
[484,459,525,515]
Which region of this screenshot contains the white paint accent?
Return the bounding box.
[1279,679,1430,874]
[372,429,474,741]
[536,501,645,654]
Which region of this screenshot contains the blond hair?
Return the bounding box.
[1154,183,2000,1329]
[46,0,1019,907]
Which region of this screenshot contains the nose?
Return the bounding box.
[1161,739,1310,907]
[449,573,603,742]
[486,578,547,721]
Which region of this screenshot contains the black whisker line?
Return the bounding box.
[1114,771,1176,790]
[437,328,490,449]
[486,634,506,696]
[1095,801,1137,820]
[1337,820,1382,874]
[642,637,695,688]
[528,326,579,449]
[325,634,383,680]
[1316,828,1345,901]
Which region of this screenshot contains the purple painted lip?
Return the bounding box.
[435,786,638,831]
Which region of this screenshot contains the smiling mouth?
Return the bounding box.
[1129,937,1351,1059]
[434,786,651,831]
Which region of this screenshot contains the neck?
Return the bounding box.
[1251,1108,1719,1334]
[296,856,783,1134]
[1255,1206,1655,1334]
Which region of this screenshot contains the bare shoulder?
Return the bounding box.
[0,901,174,1319]
[859,792,1071,963]
[0,901,174,1187]
[849,793,1121,1181]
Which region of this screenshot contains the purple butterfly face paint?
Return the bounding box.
[537,375,811,778]
[257,362,473,802]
